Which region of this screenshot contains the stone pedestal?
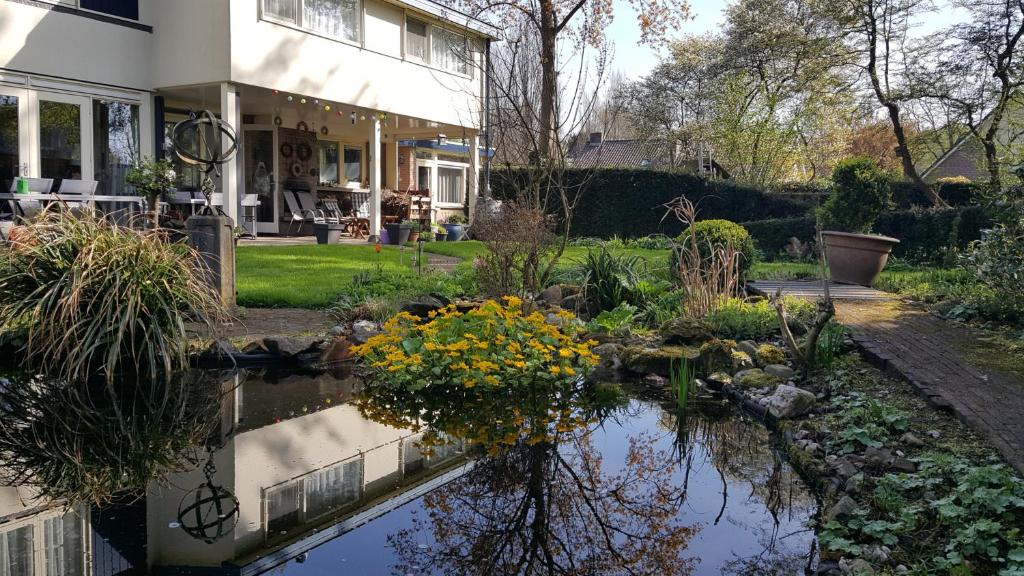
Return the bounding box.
[187,215,236,309]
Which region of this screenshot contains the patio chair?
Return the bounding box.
[346,190,371,239]
[5,178,54,221]
[295,191,328,225]
[321,198,344,225]
[283,189,318,235]
[56,179,98,213]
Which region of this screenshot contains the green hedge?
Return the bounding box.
[744,206,992,264]
[490,168,812,238]
[890,181,983,209]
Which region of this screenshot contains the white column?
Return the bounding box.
[467,133,480,223]
[220,82,241,224]
[368,116,382,242]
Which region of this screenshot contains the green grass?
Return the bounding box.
[236,244,416,308]
[423,240,668,268]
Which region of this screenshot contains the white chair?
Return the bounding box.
[57,179,98,213]
[241,194,261,238]
[283,190,318,235]
[321,198,344,224]
[295,191,328,224]
[6,178,54,220]
[346,191,371,238]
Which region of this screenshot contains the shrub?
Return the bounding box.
[818,157,894,234]
[577,247,648,313]
[665,199,743,320]
[705,297,815,341]
[491,168,812,238]
[351,298,600,452]
[0,211,225,384]
[472,200,558,295]
[675,219,757,275]
[962,190,1024,315]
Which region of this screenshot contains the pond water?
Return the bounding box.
[0,368,818,575]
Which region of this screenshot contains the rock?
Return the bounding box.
[731,351,755,371]
[736,340,759,358]
[804,442,821,455]
[660,317,713,345]
[539,285,563,306]
[262,336,315,356]
[830,456,861,480]
[207,339,238,356]
[641,373,668,389]
[901,430,925,444]
[861,545,891,563]
[755,343,786,366]
[320,336,353,365]
[329,325,346,337]
[890,457,918,473]
[764,364,795,379]
[840,558,874,575]
[590,343,624,380]
[351,320,382,345]
[699,338,735,373]
[704,371,733,391]
[621,345,701,377]
[863,446,895,469]
[559,294,582,314]
[825,495,859,522]
[927,430,941,439]
[734,369,781,389]
[399,294,451,318]
[763,384,816,418]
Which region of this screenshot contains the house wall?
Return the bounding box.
[0,0,154,90]
[227,0,485,129]
[398,145,416,190]
[925,139,987,183]
[151,0,232,89]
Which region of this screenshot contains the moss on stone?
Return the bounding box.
[699,338,736,373]
[621,344,701,376]
[731,350,754,370]
[734,368,781,389]
[756,343,787,367]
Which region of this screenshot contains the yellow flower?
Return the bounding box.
[484,375,499,385]
[463,378,477,388]
[558,348,574,358]
[549,366,561,375]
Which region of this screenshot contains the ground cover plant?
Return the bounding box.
[800,357,1024,574]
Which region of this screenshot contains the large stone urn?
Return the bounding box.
[821,231,899,287]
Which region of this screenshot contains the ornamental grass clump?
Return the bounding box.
[352,297,600,453]
[0,211,226,384]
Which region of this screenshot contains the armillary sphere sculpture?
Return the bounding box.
[170,109,238,216]
[177,456,240,544]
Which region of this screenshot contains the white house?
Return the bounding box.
[0,0,496,235]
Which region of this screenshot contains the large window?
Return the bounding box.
[406,17,471,75]
[0,525,33,576]
[318,141,339,185]
[263,0,361,43]
[344,146,362,183]
[80,0,139,20]
[264,456,365,538]
[93,100,139,196]
[437,166,464,205]
[39,100,82,188]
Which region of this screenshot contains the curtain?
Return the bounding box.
[0,526,33,576]
[43,511,86,576]
[438,167,464,205]
[431,28,467,74]
[264,0,298,22]
[266,483,301,534]
[303,0,360,41]
[305,464,345,517]
[406,18,428,61]
[344,147,362,182]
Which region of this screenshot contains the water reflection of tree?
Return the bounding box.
[389,432,696,576]
[661,404,817,573]
[0,372,222,504]
[357,378,696,575]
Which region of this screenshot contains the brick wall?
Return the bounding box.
[398,146,416,191]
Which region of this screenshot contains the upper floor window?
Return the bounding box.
[262,0,361,43]
[406,16,471,76]
[45,0,139,20]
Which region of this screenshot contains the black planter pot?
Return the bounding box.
[384,223,412,245]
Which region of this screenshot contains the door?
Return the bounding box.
[0,86,30,193]
[34,91,92,190]
[243,126,278,234]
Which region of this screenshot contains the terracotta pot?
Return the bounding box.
[822,231,900,286]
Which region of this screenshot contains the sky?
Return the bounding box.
[603,0,973,81]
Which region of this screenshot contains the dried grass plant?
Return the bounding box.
[0,210,227,385]
[664,197,742,320]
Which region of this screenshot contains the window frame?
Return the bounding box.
[37,0,141,23]
[260,0,364,47]
[403,13,474,79]
[435,163,466,207]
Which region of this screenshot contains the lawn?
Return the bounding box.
[424,240,669,269]
[236,244,416,308]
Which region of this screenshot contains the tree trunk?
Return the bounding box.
[884,103,948,207]
[538,0,557,163]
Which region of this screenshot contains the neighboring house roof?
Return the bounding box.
[567,132,729,177]
[921,92,1024,182]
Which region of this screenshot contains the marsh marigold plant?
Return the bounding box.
[352,297,601,453]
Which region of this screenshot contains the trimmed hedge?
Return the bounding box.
[490,168,812,238]
[744,206,992,264]
[891,181,983,209]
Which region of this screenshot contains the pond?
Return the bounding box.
[0,367,818,575]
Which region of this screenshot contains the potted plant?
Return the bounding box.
[384,221,412,245]
[434,223,448,242]
[444,214,467,241]
[818,157,900,286]
[405,220,421,243]
[126,157,177,229]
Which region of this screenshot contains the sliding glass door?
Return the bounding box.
[36,92,91,190]
[243,126,278,234]
[0,86,29,193]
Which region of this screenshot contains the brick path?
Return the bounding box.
[749,280,1024,474]
[424,252,462,273]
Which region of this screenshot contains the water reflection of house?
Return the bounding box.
[0,371,468,575]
